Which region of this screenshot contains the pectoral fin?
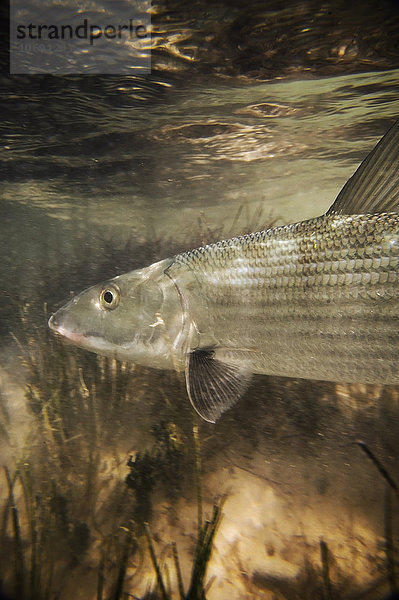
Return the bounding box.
[185,348,252,423]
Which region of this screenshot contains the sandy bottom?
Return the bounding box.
[123,450,387,599]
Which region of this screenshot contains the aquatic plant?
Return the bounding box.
[357,442,399,595]
[140,425,223,600]
[1,297,212,600]
[0,389,10,444]
[125,418,190,525]
[143,498,223,600]
[126,450,156,523]
[1,461,90,600]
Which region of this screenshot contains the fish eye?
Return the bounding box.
[99,284,120,310]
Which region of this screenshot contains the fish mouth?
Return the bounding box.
[48,314,88,346]
[48,313,122,359]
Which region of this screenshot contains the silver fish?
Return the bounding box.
[49,120,399,422]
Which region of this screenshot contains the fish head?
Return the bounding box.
[48,258,185,369]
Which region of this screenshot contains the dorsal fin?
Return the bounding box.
[185,348,252,423]
[327,119,399,216]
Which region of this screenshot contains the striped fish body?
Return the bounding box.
[170,212,399,384]
[49,119,399,422]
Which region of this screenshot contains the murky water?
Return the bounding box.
[1,2,399,598]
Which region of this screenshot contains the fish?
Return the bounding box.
[49,119,399,423]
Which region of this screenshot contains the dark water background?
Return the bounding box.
[1,1,399,599]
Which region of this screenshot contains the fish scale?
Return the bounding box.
[176,214,398,300]
[170,212,399,388]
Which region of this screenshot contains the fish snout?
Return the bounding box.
[48,312,87,346]
[48,314,58,332]
[48,312,70,337]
